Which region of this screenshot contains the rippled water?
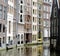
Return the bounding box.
[0,45,50,56]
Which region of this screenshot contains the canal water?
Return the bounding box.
[0,45,59,56]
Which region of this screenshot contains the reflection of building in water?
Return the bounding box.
[43,48,50,56]
[32,45,43,56]
[37,45,43,56]
[0,50,6,56]
[32,46,37,56]
[0,45,50,56]
[25,46,32,56]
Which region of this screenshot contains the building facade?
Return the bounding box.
[24,0,32,43]
[50,0,59,50]
[17,0,25,46]
[37,0,43,43]
[32,0,38,43]
[43,0,51,43]
[6,0,17,47]
[0,0,7,48]
[0,0,52,49]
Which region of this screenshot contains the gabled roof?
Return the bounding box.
[50,0,58,20]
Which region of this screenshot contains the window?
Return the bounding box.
[44,21,49,27]
[21,41,23,44]
[0,5,2,19]
[38,4,41,9]
[18,41,20,44]
[20,5,23,13]
[9,21,11,33]
[43,13,47,19]
[33,9,37,14]
[0,24,1,32]
[4,7,7,20]
[33,17,36,22]
[3,37,5,43]
[32,35,36,41]
[8,36,10,43]
[38,31,41,38]
[21,0,23,3]
[33,2,34,5]
[39,19,41,24]
[54,7,57,17]
[33,2,36,6]
[35,25,37,31]
[47,14,49,19]
[33,25,34,30]
[33,9,34,14]
[21,34,23,39]
[33,17,34,22]
[20,15,23,22]
[18,34,20,39]
[39,13,41,17]
[3,25,5,32]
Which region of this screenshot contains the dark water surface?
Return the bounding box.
[0,45,58,56]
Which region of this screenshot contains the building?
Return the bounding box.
[43,0,51,43]
[50,0,59,50]
[37,0,43,43]
[6,0,17,47]
[0,0,7,48]
[0,0,52,49]
[24,0,32,44]
[17,0,25,46]
[32,0,38,43]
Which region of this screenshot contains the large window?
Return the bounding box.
[33,17,36,22]
[33,2,37,6]
[3,37,5,43]
[38,31,41,38]
[20,5,23,13]
[3,25,5,32]
[20,15,23,22]
[20,0,23,4]
[9,21,11,33]
[21,34,23,39]
[0,5,2,19]
[33,9,37,14]
[4,7,7,20]
[32,35,36,41]
[33,25,37,31]
[44,6,48,12]
[54,7,57,17]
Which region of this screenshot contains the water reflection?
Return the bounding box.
[0,45,50,56]
[51,51,60,56]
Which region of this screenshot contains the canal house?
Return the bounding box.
[50,0,58,50]
[50,0,60,50]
